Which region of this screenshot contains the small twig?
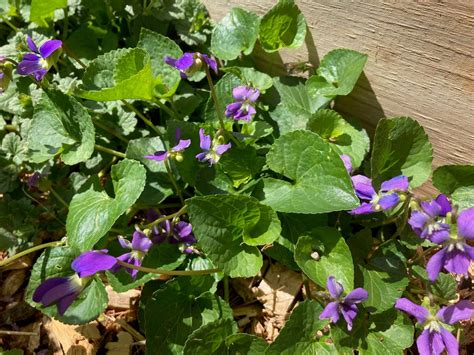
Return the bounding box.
[0,330,39,336]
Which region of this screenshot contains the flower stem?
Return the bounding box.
[154,99,179,121]
[144,206,187,229]
[92,118,129,144]
[0,16,19,32]
[117,260,220,276]
[50,186,69,209]
[94,144,126,158]
[0,240,66,267]
[62,7,69,42]
[121,100,162,137]
[164,158,184,204]
[223,275,230,302]
[205,68,241,147]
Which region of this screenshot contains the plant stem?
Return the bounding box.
[92,118,129,144]
[144,206,187,229]
[50,187,69,209]
[0,240,66,267]
[94,144,126,158]
[117,260,220,276]
[205,66,225,130]
[154,99,179,120]
[0,16,19,32]
[62,7,69,42]
[164,158,184,204]
[205,67,241,147]
[223,275,230,302]
[408,246,438,265]
[121,100,162,137]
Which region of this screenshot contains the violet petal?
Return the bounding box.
[436,300,474,325]
[39,39,62,58]
[395,298,429,323]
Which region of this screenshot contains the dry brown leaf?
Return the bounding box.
[43,316,99,354]
[0,270,28,299]
[254,263,302,317]
[105,331,133,355]
[106,286,140,310]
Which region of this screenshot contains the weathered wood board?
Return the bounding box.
[203,0,474,193]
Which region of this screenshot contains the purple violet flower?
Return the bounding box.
[71,249,118,277]
[145,129,191,162]
[196,128,231,166]
[147,210,197,254]
[0,57,13,94]
[350,175,409,215]
[408,194,452,243]
[426,207,474,281]
[116,229,153,278]
[17,36,62,81]
[225,86,260,122]
[340,154,353,174]
[27,171,42,188]
[319,276,368,331]
[395,298,474,355]
[32,250,117,315]
[164,52,217,78]
[32,275,84,315]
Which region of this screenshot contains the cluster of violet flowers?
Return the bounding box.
[340,158,474,354]
[0,36,62,94]
[33,211,196,315]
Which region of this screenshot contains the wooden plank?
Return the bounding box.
[203,0,474,193]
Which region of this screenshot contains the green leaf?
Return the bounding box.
[26,247,108,324]
[30,0,66,25]
[266,213,327,270]
[2,132,27,165]
[307,109,370,169]
[306,49,368,96]
[295,228,354,291]
[107,243,185,292]
[225,334,268,354]
[28,89,95,165]
[183,319,237,354]
[259,0,307,53]
[125,137,167,173]
[144,276,233,354]
[67,159,146,251]
[411,265,457,302]
[137,28,182,97]
[222,67,273,92]
[357,243,409,313]
[263,130,359,214]
[432,165,474,194]
[211,8,260,60]
[187,195,281,277]
[331,309,414,355]
[371,117,433,188]
[270,77,330,135]
[452,186,474,211]
[76,48,155,101]
[219,145,265,188]
[267,300,337,354]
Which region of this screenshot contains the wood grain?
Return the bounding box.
[203,0,474,194]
